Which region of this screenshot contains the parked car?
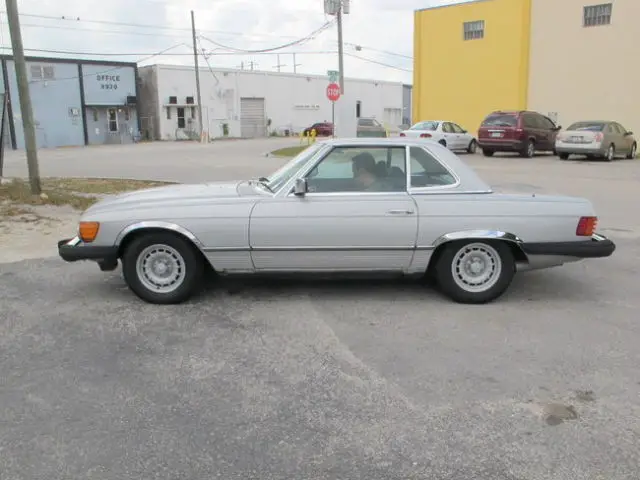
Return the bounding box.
[555,120,637,161]
[399,120,477,153]
[477,110,561,158]
[356,117,387,137]
[58,137,615,306]
[303,122,333,137]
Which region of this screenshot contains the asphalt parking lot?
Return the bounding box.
[2,141,640,479]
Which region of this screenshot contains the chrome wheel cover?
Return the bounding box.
[135,244,186,294]
[451,243,503,293]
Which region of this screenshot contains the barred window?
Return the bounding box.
[29,64,55,80]
[463,20,484,41]
[583,3,612,27]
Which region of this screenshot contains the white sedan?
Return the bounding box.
[399,120,478,153]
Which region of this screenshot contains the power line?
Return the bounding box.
[345,52,412,72]
[0,47,340,57]
[197,21,335,54]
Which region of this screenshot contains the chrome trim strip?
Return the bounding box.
[204,245,419,252]
[66,236,81,246]
[114,221,205,248]
[432,230,523,248]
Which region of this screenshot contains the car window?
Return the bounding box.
[606,124,616,134]
[539,115,556,130]
[442,123,454,133]
[450,123,465,133]
[613,123,626,134]
[482,114,517,127]
[267,142,326,192]
[568,121,605,132]
[410,121,438,131]
[408,146,456,188]
[521,114,534,128]
[305,146,407,193]
[358,118,374,127]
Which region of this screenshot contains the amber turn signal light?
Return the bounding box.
[79,222,100,242]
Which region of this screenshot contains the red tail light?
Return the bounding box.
[399,132,405,137]
[420,133,432,138]
[576,216,597,236]
[594,132,604,142]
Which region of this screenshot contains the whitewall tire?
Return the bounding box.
[434,240,516,304]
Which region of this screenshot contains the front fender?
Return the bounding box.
[114,221,205,249]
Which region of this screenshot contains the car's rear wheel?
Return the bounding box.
[558,152,569,160]
[439,139,447,147]
[122,232,204,304]
[521,140,535,158]
[482,149,494,157]
[605,144,615,161]
[434,240,515,304]
[626,142,637,159]
[467,139,477,154]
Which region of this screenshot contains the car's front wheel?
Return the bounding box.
[121,232,205,304]
[626,142,637,159]
[482,149,494,157]
[558,152,569,160]
[467,139,477,154]
[434,240,515,304]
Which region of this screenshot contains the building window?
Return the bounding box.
[177,107,186,129]
[166,107,171,120]
[108,108,118,133]
[92,108,98,122]
[29,64,55,81]
[583,3,612,27]
[463,20,484,40]
[124,108,130,121]
[356,100,361,118]
[191,106,196,119]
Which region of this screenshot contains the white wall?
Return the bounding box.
[147,65,404,139]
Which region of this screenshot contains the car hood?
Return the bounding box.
[84,181,247,214]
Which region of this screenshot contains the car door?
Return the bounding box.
[249,145,419,271]
[450,122,468,149]
[613,122,631,153]
[441,122,456,148]
[536,114,557,151]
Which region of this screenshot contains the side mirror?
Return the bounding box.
[625,131,634,136]
[293,178,307,196]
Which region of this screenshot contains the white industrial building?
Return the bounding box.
[137,64,407,140]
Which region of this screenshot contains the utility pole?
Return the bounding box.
[273,54,287,72]
[190,10,203,141]
[292,53,301,73]
[5,0,40,194]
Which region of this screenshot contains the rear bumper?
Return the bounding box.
[521,233,615,259]
[477,139,525,152]
[58,236,119,271]
[555,144,605,155]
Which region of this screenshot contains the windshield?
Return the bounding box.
[266,143,326,192]
[410,121,439,131]
[567,122,605,132]
[482,114,517,127]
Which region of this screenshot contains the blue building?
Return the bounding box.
[0,55,140,149]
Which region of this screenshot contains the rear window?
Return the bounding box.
[410,121,438,131]
[481,114,518,127]
[567,122,605,132]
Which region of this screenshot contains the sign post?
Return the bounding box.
[326,82,340,138]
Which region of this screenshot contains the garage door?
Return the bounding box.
[240,98,266,138]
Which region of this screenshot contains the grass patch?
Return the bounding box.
[270,145,309,157]
[1,177,174,214]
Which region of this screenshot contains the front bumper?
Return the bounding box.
[58,236,119,271]
[521,233,615,259]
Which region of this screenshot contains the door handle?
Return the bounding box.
[386,209,414,215]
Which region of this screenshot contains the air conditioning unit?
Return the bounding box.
[126,95,137,105]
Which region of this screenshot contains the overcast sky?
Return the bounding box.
[0,0,468,85]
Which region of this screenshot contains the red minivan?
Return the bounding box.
[477,110,561,158]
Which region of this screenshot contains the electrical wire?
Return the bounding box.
[1,47,340,57]
[345,52,412,72]
[197,21,335,54]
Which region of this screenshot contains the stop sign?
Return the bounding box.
[326,82,341,102]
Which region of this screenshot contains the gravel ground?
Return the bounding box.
[1,143,639,479]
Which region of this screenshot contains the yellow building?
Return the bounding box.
[412,0,532,135]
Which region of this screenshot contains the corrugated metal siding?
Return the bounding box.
[240,97,265,137]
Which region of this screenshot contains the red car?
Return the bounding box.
[303,122,334,136]
[477,110,561,158]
